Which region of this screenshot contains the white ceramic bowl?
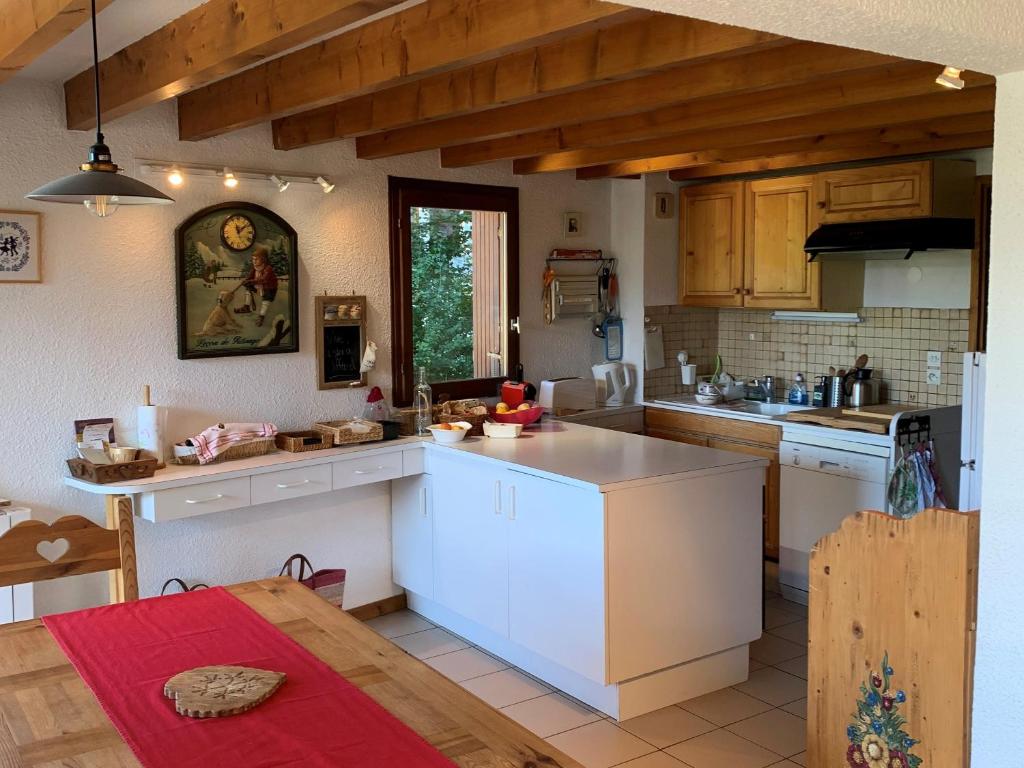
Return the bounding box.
[694,393,723,405]
[483,421,523,439]
[427,422,472,443]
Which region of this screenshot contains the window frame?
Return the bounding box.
[388,176,520,407]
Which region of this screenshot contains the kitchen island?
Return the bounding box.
[65,423,767,720]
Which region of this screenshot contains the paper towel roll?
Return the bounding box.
[644,326,666,371]
[137,405,166,466]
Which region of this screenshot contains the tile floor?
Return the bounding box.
[365,583,810,768]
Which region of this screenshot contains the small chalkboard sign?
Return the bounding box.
[315,295,367,389]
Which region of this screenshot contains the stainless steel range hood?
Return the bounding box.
[804,217,975,261]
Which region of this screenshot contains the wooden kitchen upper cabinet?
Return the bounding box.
[744,175,820,310]
[679,181,744,307]
[815,159,975,223]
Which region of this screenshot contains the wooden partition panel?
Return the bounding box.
[807,508,979,767]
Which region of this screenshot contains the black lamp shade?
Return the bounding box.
[26,169,173,205]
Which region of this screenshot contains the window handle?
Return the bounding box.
[510,317,520,333]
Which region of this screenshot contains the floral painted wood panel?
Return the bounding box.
[846,653,920,768]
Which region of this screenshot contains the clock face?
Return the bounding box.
[221,214,256,251]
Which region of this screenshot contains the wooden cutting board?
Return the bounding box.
[785,408,889,434]
[840,404,909,421]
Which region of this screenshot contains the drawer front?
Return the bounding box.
[644,407,780,446]
[333,452,404,490]
[251,464,332,505]
[149,477,251,522]
[591,411,643,433]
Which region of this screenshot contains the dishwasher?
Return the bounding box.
[779,439,889,604]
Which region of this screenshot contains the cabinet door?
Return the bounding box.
[391,475,434,598]
[506,470,606,682]
[816,161,930,223]
[707,437,780,560]
[679,182,744,307]
[645,428,709,447]
[430,453,509,636]
[744,175,820,310]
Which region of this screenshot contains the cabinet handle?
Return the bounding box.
[185,493,224,505]
[733,287,742,294]
[494,480,502,515]
[816,201,826,209]
[743,288,752,295]
[420,486,428,517]
[509,485,516,521]
[353,466,385,475]
[276,479,311,489]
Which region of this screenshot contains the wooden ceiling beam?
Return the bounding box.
[63,0,408,131]
[0,0,113,84]
[272,14,782,151]
[572,112,994,179]
[665,132,994,181]
[353,40,897,160]
[440,64,995,168]
[514,87,995,175]
[177,0,637,141]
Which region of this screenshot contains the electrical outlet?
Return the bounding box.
[927,350,942,367]
[926,368,942,386]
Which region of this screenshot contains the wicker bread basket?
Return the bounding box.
[172,437,275,465]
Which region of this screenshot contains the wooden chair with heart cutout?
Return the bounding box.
[0,496,137,603]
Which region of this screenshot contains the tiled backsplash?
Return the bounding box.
[645,306,969,407]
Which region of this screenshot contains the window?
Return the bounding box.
[388,177,520,406]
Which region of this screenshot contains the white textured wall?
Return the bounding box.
[972,70,1024,766]
[0,79,610,614]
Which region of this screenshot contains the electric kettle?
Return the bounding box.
[592,362,634,406]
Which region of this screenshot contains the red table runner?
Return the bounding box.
[43,587,455,768]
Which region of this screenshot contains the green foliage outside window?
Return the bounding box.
[411,207,475,382]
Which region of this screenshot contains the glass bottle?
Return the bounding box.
[414,367,433,435]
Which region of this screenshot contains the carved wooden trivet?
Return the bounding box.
[164,666,286,718]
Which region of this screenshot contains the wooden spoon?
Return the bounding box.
[852,353,869,371]
[828,366,836,376]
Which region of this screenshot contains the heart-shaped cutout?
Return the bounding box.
[164,666,286,719]
[36,538,70,563]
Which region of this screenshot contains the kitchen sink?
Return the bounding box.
[730,401,814,416]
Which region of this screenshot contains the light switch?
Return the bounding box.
[926,350,942,367]
[926,368,942,386]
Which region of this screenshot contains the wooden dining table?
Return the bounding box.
[0,577,582,768]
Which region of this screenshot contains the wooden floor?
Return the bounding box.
[0,578,581,767]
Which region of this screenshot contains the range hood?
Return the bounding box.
[804,217,974,261]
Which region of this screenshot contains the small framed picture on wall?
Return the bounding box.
[563,211,583,238]
[0,210,41,284]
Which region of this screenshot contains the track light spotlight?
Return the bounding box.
[222,167,238,189]
[935,66,965,90]
[316,176,336,194]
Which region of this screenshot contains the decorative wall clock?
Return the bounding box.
[176,202,299,360]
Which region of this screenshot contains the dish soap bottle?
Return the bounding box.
[414,367,433,435]
[788,373,809,406]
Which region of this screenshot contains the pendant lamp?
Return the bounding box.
[26,0,173,217]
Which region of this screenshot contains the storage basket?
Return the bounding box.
[313,419,383,446]
[275,431,332,453]
[278,554,346,609]
[395,405,442,436]
[172,437,274,465]
[440,399,488,436]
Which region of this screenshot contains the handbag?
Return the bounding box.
[278,553,346,609]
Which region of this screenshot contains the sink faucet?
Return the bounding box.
[756,375,776,403]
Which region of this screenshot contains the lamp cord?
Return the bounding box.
[90,0,102,143]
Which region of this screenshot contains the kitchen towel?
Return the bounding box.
[188,422,278,464]
[644,325,666,370]
[43,588,455,768]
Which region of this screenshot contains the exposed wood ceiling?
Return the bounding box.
[0,0,113,84]
[2,0,996,182]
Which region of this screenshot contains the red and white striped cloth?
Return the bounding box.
[188,422,278,465]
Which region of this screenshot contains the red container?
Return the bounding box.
[489,404,545,425]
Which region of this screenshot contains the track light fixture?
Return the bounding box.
[936,66,965,90]
[270,174,290,192]
[138,161,334,193]
[316,176,336,194]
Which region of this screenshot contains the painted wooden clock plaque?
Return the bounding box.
[175,202,299,359]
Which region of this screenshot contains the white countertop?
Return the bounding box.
[64,422,765,496]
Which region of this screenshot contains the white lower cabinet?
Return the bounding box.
[505,469,606,682]
[391,475,434,600]
[428,452,510,637]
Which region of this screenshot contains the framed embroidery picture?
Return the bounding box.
[0,210,41,283]
[175,202,299,360]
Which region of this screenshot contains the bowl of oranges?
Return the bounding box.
[427,421,472,444]
[489,401,545,426]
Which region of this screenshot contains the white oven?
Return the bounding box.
[779,440,889,604]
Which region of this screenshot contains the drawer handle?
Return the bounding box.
[185,493,225,505]
[276,479,311,489]
[353,466,386,475]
